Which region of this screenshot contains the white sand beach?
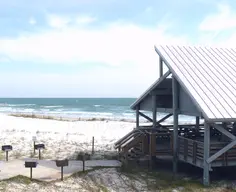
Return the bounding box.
[0,114,233,192]
[0,114,135,160]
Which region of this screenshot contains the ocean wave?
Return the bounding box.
[122,113,135,116]
[8,104,36,107]
[0,107,13,111]
[41,105,64,108]
[94,105,101,107]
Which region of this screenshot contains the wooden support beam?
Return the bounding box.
[207,139,236,164]
[136,106,140,128]
[159,57,163,77]
[196,116,199,132]
[149,133,156,168]
[203,123,210,186]
[213,124,236,140]
[157,114,172,124]
[172,77,179,174]
[139,112,153,122]
[152,95,157,129]
[142,135,149,154]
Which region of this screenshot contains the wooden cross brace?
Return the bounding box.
[207,123,236,164]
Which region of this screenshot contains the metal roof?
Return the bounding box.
[154,45,236,122]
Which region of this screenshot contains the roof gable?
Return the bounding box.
[155,45,236,122]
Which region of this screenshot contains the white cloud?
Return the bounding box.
[76,16,96,24]
[46,14,97,28]
[0,15,188,97]
[199,4,236,32]
[29,17,37,25]
[198,3,236,47]
[0,20,187,67]
[47,14,71,28]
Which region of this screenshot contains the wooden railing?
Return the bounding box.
[178,136,204,164]
[210,142,236,165]
[179,136,236,166]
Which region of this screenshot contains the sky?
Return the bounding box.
[0,0,236,97]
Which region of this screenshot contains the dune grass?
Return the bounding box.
[8,113,135,122]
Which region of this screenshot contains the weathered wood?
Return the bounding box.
[196,116,200,132]
[92,136,95,155]
[152,95,157,129]
[184,139,188,161]
[136,106,140,128]
[138,112,153,123]
[149,133,156,168]
[115,129,141,148]
[172,77,179,174]
[203,123,210,186]
[207,139,236,164]
[151,134,156,155]
[142,135,149,154]
[123,135,144,153]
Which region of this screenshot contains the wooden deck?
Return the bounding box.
[115,124,236,169]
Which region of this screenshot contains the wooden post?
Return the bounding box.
[82,155,85,172]
[152,95,157,129]
[149,133,154,169]
[39,149,41,160]
[30,167,33,180]
[172,77,179,174]
[196,116,200,133]
[33,141,36,155]
[92,136,94,155]
[6,151,8,162]
[203,122,210,186]
[136,106,140,128]
[61,166,64,181]
[142,135,149,154]
[159,57,163,77]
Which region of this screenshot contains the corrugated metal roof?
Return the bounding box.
[155,45,236,122]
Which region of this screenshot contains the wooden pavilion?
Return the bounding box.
[115,45,236,186]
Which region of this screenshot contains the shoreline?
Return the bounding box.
[8,113,138,123]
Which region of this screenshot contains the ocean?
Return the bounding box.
[0,98,194,123]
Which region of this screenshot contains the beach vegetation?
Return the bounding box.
[9,113,136,123]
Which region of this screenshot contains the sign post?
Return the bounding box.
[25,161,38,180]
[34,144,45,160]
[56,159,69,181]
[2,145,13,161]
[32,136,37,155]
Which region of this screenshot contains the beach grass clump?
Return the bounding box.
[76,151,91,161]
[9,113,66,121]
[117,165,208,192]
[2,175,42,185]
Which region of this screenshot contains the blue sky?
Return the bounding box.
[0,0,235,97]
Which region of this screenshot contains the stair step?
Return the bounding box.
[130,150,143,156]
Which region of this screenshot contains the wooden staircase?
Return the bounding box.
[114,129,147,163]
[115,128,174,165]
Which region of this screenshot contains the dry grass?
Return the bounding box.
[9,113,136,122]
